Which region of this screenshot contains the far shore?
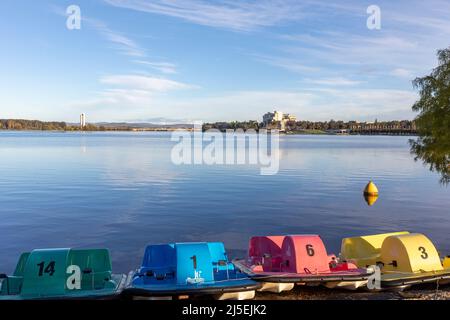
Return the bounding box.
[0,129,419,136]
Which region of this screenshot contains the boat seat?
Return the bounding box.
[380,233,444,273]
[175,243,214,284]
[340,231,409,267]
[13,252,30,277]
[281,235,331,274]
[248,236,285,271]
[140,244,176,281]
[208,242,232,272]
[139,268,175,281]
[0,275,23,295]
[19,249,70,297]
[67,249,114,290]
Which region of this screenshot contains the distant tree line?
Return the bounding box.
[203,119,417,133]
[203,121,260,131]
[0,118,417,134]
[0,119,68,130]
[0,119,133,131]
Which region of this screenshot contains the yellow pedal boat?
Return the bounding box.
[340,231,450,289]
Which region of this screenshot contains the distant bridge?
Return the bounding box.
[349,128,417,135]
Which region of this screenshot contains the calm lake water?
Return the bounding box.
[0,131,449,273]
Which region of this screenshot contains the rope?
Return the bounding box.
[434,279,440,300]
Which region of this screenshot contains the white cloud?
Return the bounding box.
[68,85,417,122]
[391,68,413,78]
[70,74,196,110]
[298,88,418,120]
[137,88,418,122]
[267,29,446,85]
[280,33,422,67]
[253,54,319,73]
[100,75,193,92]
[85,19,180,76]
[255,1,450,85]
[133,60,177,74]
[103,0,308,32]
[51,8,149,58]
[102,30,145,57]
[307,77,362,86]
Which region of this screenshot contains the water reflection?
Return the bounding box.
[410,136,450,185]
[364,194,379,206]
[0,132,449,274]
[409,47,450,186]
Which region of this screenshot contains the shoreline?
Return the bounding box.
[254,284,449,300]
[0,129,419,137]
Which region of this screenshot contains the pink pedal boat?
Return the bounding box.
[233,235,373,293]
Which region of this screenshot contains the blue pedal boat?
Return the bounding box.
[123,242,261,299]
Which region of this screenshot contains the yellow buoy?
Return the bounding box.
[364,180,379,196]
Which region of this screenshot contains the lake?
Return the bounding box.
[0,131,448,273]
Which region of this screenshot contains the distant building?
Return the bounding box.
[80,113,86,128]
[284,114,296,122]
[262,110,297,131]
[263,111,281,125]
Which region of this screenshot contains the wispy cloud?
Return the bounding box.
[86,18,182,76]
[52,5,183,78]
[103,0,308,32]
[390,68,413,79]
[253,54,319,73]
[306,77,362,86]
[264,29,441,85]
[86,19,146,58]
[100,74,193,91]
[133,60,177,74]
[151,88,417,122]
[50,5,147,58]
[71,74,196,110]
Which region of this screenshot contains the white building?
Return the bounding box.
[262,110,296,131]
[263,111,283,126]
[80,113,86,128]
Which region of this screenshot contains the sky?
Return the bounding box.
[1,0,449,123]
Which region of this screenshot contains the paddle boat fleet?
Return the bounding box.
[0,232,449,300]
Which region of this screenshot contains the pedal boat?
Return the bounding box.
[233,235,373,293]
[0,248,126,300]
[340,231,450,290]
[123,242,261,300]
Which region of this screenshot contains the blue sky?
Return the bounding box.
[1,0,449,123]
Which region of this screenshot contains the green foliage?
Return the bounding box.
[0,119,67,131]
[203,121,260,131]
[203,120,416,132]
[410,47,450,184]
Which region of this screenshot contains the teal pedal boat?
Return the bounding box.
[0,248,126,300]
[123,242,261,300]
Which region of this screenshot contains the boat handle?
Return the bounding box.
[217,260,227,266]
[376,261,385,267]
[387,260,398,267]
